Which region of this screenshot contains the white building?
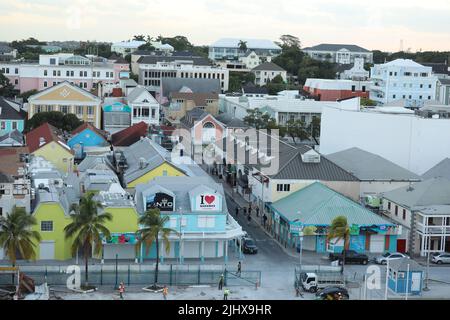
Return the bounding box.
[251,62,287,86]
[238,51,261,69]
[303,44,373,64]
[137,55,229,93]
[320,102,450,175]
[111,40,146,56]
[126,86,160,126]
[209,38,281,61]
[340,58,370,80]
[370,59,438,108]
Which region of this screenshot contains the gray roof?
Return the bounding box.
[327,147,421,181]
[422,158,450,180]
[438,78,450,85]
[382,177,450,209]
[137,55,211,66]
[0,171,13,183]
[126,86,158,104]
[135,176,228,215]
[180,108,210,129]
[161,78,221,97]
[77,155,115,172]
[0,130,23,145]
[0,97,26,120]
[303,43,370,53]
[0,44,13,54]
[215,113,248,128]
[252,62,285,72]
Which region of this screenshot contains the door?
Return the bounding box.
[39,241,55,260]
[369,235,385,253]
[411,272,421,292]
[397,239,407,253]
[316,236,326,253]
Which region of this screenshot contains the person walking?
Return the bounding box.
[162,286,168,300]
[118,281,125,300]
[223,288,230,300]
[218,274,224,290]
[247,213,251,226]
[235,207,239,216]
[237,261,242,277]
[243,207,247,215]
[248,204,252,215]
[263,214,267,228]
[255,206,260,218]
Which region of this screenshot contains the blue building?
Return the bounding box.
[0,97,26,136]
[67,123,109,159]
[267,182,400,254]
[388,258,424,296]
[135,176,245,262]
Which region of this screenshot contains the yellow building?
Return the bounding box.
[25,122,74,173]
[121,137,186,188]
[27,81,102,128]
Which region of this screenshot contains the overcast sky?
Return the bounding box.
[1,0,449,52]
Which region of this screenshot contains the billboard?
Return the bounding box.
[193,194,222,211]
[146,192,174,211]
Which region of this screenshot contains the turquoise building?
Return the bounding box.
[0,97,26,136]
[267,182,400,254]
[135,176,244,263]
[388,258,423,296]
[67,123,109,159]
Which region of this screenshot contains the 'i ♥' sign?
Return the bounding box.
[197,194,218,210]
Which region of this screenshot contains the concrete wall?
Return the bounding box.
[320,106,450,175]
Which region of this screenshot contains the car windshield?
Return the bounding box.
[382,253,390,257]
[245,239,255,246]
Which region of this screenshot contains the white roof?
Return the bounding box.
[305,78,371,90]
[383,59,427,68]
[112,40,146,48]
[249,97,335,113]
[374,107,415,114]
[211,38,281,50]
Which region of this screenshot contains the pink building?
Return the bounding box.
[0,54,129,94]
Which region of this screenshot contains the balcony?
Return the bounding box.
[416,222,450,235]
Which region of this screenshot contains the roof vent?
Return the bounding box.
[139,157,148,169]
[301,149,321,163]
[39,137,46,147]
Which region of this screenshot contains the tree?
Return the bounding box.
[18,89,38,102]
[327,216,350,274]
[279,35,301,49]
[265,75,287,95]
[133,35,146,41]
[272,35,304,76]
[0,72,16,98]
[243,108,278,130]
[138,43,155,51]
[238,40,248,52]
[297,56,336,85]
[360,97,377,107]
[157,36,193,52]
[285,119,309,144]
[307,116,321,144]
[64,193,112,289]
[0,207,41,283]
[26,111,83,132]
[135,208,178,290]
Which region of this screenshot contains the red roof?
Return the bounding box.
[71,123,108,140]
[25,122,71,153]
[112,122,148,146]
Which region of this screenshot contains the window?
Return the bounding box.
[151,108,156,118]
[393,95,396,99]
[15,68,18,74]
[12,122,17,130]
[198,216,215,228]
[44,70,48,76]
[351,85,356,92]
[169,217,177,228]
[428,84,432,89]
[66,70,70,77]
[53,70,57,76]
[402,209,406,220]
[162,170,168,176]
[283,184,290,192]
[388,202,391,210]
[41,221,53,232]
[86,106,94,115]
[14,79,18,85]
[50,58,56,65]
[420,84,423,88]
[277,184,283,191]
[60,105,69,114]
[180,217,187,227]
[428,96,432,100]
[0,121,5,130]
[404,72,411,76]
[43,81,48,87]
[395,205,398,216]
[362,86,366,92]
[76,106,83,115]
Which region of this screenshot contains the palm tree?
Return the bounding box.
[64,193,112,289]
[327,216,350,274]
[136,208,178,290]
[238,40,248,52]
[0,206,41,283]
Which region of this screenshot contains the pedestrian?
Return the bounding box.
[223,288,230,300]
[248,204,252,214]
[237,261,242,276]
[235,207,239,216]
[162,285,168,300]
[263,214,267,228]
[247,214,251,225]
[218,274,224,290]
[243,207,247,215]
[256,206,260,217]
[118,281,125,300]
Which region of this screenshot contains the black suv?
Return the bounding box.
[329,250,369,265]
[242,237,258,254]
[316,286,349,300]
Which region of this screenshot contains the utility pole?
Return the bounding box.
[423,234,431,291]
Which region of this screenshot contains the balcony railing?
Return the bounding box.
[417,223,450,235]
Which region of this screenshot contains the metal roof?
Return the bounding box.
[0,97,26,120]
[303,43,370,53]
[269,182,394,226]
[211,38,281,50]
[252,62,285,72]
[327,147,420,181]
[382,177,450,209]
[422,158,450,180]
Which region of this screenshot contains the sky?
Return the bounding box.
[0,0,450,52]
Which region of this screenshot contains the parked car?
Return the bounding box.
[237,236,258,254]
[329,250,369,265]
[315,286,349,300]
[431,252,450,264]
[375,252,408,265]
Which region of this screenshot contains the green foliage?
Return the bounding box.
[26,111,83,132]
[192,46,209,58]
[285,119,309,143]
[74,42,111,58]
[308,116,321,144]
[278,35,301,49]
[138,43,155,51]
[238,40,248,52]
[360,97,377,107]
[133,35,146,41]
[228,72,255,92]
[0,206,41,266]
[65,193,112,286]
[243,109,277,130]
[0,72,17,97]
[136,208,178,285]
[373,50,450,64]
[157,35,194,52]
[327,216,350,248]
[272,44,305,76]
[18,89,38,102]
[297,56,336,85]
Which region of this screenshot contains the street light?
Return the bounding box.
[423,234,431,291]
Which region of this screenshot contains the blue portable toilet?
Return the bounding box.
[388,258,424,296]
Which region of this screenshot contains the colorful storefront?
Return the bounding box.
[267,182,400,254]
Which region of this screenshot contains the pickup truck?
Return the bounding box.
[329,250,369,265]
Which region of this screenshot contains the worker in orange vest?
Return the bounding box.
[162,286,168,300]
[118,281,125,300]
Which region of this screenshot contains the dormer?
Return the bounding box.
[301,149,321,163]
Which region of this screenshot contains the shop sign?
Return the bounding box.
[103,233,138,245]
[194,194,222,211]
[146,192,174,211]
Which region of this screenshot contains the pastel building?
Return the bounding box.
[27,81,102,128]
[303,44,373,64]
[0,97,26,135]
[135,176,245,262]
[0,53,129,94]
[209,38,281,61]
[67,123,109,159]
[370,59,438,108]
[303,79,371,101]
[102,101,132,134]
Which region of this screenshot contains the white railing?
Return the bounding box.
[416,223,450,235]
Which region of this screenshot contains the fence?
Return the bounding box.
[0,264,261,288]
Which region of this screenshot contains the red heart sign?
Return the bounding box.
[205,195,215,204]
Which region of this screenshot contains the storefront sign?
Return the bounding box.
[193,194,222,211]
[146,192,174,211]
[290,224,302,234]
[350,224,360,236]
[102,233,138,245]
